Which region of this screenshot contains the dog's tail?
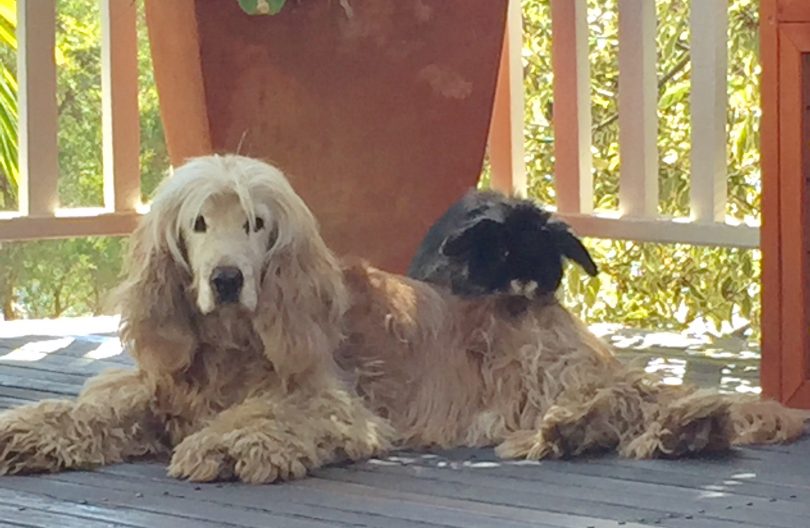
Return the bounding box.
[617,388,809,458]
[728,397,810,446]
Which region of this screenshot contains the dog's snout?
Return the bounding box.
[210,266,244,304]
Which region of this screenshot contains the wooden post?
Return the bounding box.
[17,0,59,217]
[618,0,658,218]
[489,0,526,196]
[551,0,593,214]
[101,0,142,212]
[689,0,728,223]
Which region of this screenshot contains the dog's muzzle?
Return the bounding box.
[211,266,244,304]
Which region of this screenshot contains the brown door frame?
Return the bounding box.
[761,0,810,408]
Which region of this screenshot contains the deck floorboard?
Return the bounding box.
[0,317,806,528]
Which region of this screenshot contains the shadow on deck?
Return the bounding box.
[0,317,806,528]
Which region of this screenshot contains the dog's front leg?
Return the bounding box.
[0,370,164,475]
[168,382,393,484]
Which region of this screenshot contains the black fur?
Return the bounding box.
[408,189,598,298]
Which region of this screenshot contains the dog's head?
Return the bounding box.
[115,155,346,377]
[441,196,598,297]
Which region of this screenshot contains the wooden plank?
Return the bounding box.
[617,0,659,217]
[0,475,344,528]
[0,487,220,528]
[17,0,59,217]
[0,384,77,401]
[488,0,527,196]
[0,363,93,385]
[555,212,759,248]
[777,24,810,408]
[777,0,810,21]
[758,0,782,401]
[101,0,142,213]
[96,464,547,528]
[551,0,593,214]
[325,462,809,527]
[0,211,141,241]
[0,356,129,378]
[300,477,634,528]
[0,371,83,395]
[316,465,667,524]
[0,496,124,528]
[689,0,729,223]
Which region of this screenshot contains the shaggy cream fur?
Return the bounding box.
[0,155,392,483]
[337,262,810,459]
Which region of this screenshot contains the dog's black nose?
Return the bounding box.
[210,266,243,304]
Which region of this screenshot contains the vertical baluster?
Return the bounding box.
[552,0,593,214]
[618,0,659,217]
[690,0,728,223]
[489,0,527,196]
[101,0,141,213]
[17,0,59,217]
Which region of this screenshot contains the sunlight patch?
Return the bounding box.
[0,337,75,362]
[84,339,123,360]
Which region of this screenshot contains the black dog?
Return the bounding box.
[408,190,598,303]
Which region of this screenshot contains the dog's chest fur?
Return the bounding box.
[153,311,279,443]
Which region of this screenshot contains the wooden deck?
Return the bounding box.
[0,317,807,528]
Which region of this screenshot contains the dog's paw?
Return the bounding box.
[230,435,310,484]
[0,402,75,475]
[495,430,562,460]
[168,431,235,482]
[168,430,313,484]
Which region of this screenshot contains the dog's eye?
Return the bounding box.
[244,217,265,234]
[193,216,207,233]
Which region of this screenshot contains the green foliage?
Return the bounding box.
[0,0,168,320]
[0,0,17,208]
[517,0,761,335]
[0,0,763,338]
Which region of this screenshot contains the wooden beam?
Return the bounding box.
[758,0,781,401]
[17,0,59,217]
[0,212,141,241]
[555,212,759,249]
[618,0,658,218]
[551,0,593,214]
[101,0,142,212]
[488,0,526,196]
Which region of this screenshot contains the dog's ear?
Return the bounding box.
[440,218,503,257]
[114,209,197,375]
[549,221,599,276]
[252,202,347,386]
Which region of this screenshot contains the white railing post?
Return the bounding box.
[489,0,526,197]
[101,0,142,213]
[551,0,593,214]
[17,0,59,217]
[618,0,659,218]
[689,0,728,223]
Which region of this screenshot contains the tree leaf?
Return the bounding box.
[237,0,287,16]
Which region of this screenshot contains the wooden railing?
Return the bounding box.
[1,0,758,250]
[0,0,141,241]
[489,0,759,249]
